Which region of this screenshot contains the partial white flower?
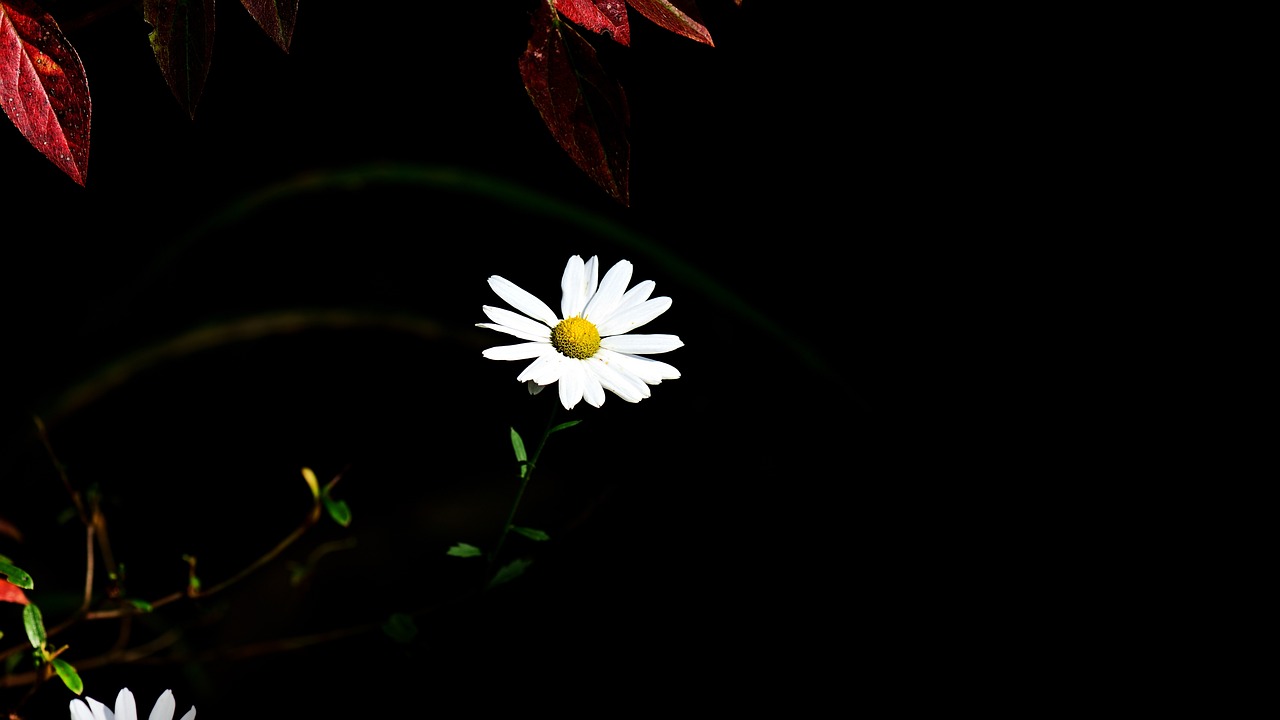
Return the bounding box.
[478,255,683,410]
[70,688,195,720]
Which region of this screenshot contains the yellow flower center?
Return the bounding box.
[551,316,601,359]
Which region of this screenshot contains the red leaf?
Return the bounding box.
[626,0,713,46]
[0,579,28,605]
[556,0,630,46]
[0,0,91,185]
[521,1,630,205]
[240,0,300,52]
[143,0,215,118]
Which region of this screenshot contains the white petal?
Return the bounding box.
[583,259,633,323]
[527,380,546,395]
[601,333,684,355]
[557,361,588,410]
[87,697,113,720]
[115,689,137,720]
[488,276,559,327]
[178,709,196,720]
[517,353,568,386]
[481,305,554,340]
[560,255,599,319]
[149,690,175,720]
[482,342,554,361]
[70,700,97,720]
[595,297,672,336]
[614,280,655,313]
[581,367,607,407]
[600,349,681,383]
[586,356,649,402]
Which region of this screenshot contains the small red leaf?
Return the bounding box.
[143,0,215,118]
[240,0,299,52]
[521,1,630,205]
[557,0,630,46]
[626,0,713,46]
[0,579,28,605]
[0,0,92,185]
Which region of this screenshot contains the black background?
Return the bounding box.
[0,2,1062,715]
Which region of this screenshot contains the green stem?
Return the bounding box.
[488,402,559,574]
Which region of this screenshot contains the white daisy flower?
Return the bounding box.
[69,688,195,720]
[478,255,683,410]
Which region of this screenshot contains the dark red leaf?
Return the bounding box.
[0,579,27,605]
[240,0,299,52]
[556,0,630,46]
[521,1,630,205]
[626,0,713,46]
[0,0,91,185]
[143,0,215,119]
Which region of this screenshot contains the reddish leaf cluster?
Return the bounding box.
[1,0,717,203]
[522,0,715,205]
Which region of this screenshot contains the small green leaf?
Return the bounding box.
[549,420,581,435]
[488,558,533,588]
[128,599,153,613]
[446,542,483,558]
[322,495,352,527]
[510,427,528,463]
[382,612,418,644]
[511,526,550,542]
[0,561,34,590]
[52,658,83,695]
[22,603,45,649]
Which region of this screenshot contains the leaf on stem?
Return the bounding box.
[322,492,352,527]
[446,542,483,558]
[510,427,528,464]
[239,0,299,52]
[521,0,630,205]
[301,467,320,500]
[549,419,582,435]
[22,602,44,649]
[511,526,550,542]
[488,558,533,589]
[0,559,33,589]
[52,657,82,695]
[626,0,714,46]
[143,0,215,118]
[0,0,92,185]
[557,0,631,46]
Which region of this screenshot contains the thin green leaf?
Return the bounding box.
[22,603,45,649]
[510,427,528,463]
[52,658,82,695]
[128,599,153,613]
[511,526,550,542]
[0,561,34,590]
[488,558,533,589]
[322,494,352,527]
[446,542,483,558]
[549,420,582,435]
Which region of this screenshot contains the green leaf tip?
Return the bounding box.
[488,558,533,589]
[549,420,582,434]
[446,543,483,558]
[512,526,550,542]
[52,658,83,695]
[0,561,34,590]
[322,495,352,527]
